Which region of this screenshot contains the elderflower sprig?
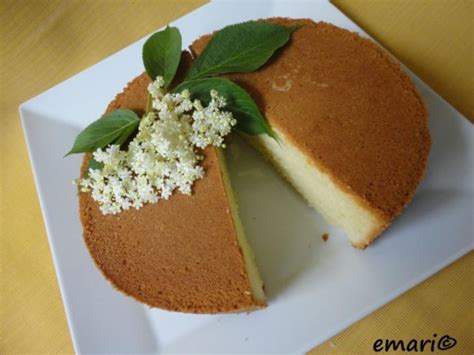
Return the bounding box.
[69,22,294,214]
[76,76,236,215]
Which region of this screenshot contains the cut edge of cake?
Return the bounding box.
[248,128,390,249]
[216,148,267,307]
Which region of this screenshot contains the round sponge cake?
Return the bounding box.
[79,18,431,313]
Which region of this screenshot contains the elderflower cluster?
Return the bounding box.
[76,76,237,214]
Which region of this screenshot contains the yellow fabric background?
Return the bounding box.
[1,0,472,353]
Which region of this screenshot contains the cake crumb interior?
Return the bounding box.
[217,148,266,304]
[249,128,386,248]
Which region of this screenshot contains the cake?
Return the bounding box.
[192,18,431,248]
[80,53,266,313]
[79,18,431,313]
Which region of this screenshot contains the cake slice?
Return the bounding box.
[191,18,431,248]
[80,53,266,313]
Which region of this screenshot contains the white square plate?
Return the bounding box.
[20,0,473,353]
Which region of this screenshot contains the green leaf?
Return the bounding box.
[143,26,182,87]
[174,78,275,138]
[83,158,104,178]
[186,21,298,80]
[65,109,140,156]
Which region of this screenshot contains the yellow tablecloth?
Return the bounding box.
[1,0,472,353]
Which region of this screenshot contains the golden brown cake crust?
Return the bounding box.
[79,53,265,313]
[191,18,431,224]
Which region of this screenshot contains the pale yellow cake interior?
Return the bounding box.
[248,128,385,247]
[217,148,266,305]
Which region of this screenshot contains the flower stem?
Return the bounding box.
[145,93,152,115]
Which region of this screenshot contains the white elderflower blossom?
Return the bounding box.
[76,76,236,214]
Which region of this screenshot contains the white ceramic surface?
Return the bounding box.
[20,1,473,353]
